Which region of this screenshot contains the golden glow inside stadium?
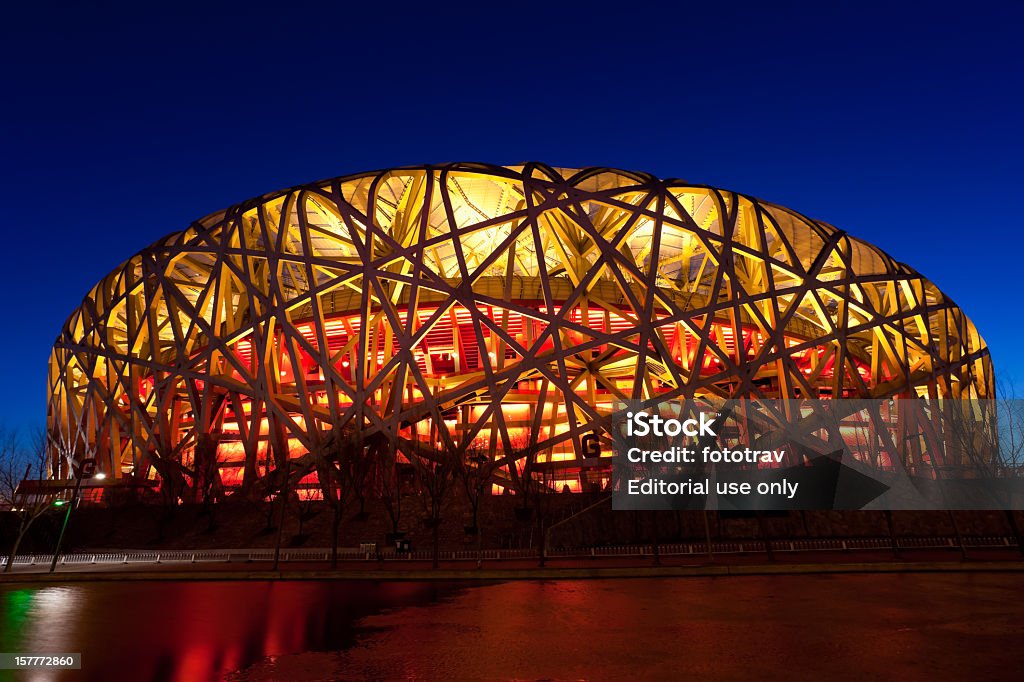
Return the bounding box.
[47,163,993,500]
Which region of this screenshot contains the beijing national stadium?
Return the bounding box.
[45,163,993,503]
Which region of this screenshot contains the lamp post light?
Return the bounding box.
[49,457,98,573]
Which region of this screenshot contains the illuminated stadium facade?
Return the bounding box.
[47,163,993,500]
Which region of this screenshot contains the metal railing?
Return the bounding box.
[0,535,1017,570]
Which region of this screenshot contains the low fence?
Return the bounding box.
[553,535,1018,557]
[0,535,1018,569]
[0,547,536,567]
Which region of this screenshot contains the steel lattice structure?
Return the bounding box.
[47,163,993,496]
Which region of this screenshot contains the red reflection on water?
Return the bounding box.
[243,575,1024,681]
[4,575,1022,681]
[0,581,451,682]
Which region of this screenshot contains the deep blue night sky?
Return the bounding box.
[2,2,1022,435]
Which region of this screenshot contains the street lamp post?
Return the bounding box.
[49,457,100,573]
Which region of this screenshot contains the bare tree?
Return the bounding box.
[314,433,346,568]
[144,437,195,543]
[292,478,321,543]
[319,425,380,568]
[377,441,406,546]
[315,442,345,567]
[888,386,1024,556]
[0,428,53,572]
[505,434,541,522]
[994,382,1024,469]
[193,432,223,532]
[945,382,1024,552]
[995,390,1024,554]
[456,438,500,537]
[456,439,501,567]
[407,441,458,568]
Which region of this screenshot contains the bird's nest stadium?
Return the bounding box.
[46,163,993,503]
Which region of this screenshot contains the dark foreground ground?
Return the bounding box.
[1,572,1022,682]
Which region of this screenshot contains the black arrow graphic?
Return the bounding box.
[717,450,890,511]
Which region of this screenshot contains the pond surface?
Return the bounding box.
[0,573,1021,681]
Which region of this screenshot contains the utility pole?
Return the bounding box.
[50,457,101,573]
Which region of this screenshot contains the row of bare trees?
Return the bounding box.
[0,429,54,572]
[21,387,1023,567]
[302,425,515,568]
